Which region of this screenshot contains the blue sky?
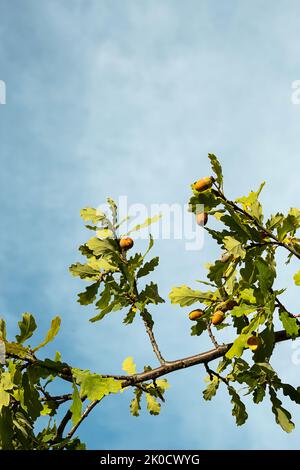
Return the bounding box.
[1,0,300,449]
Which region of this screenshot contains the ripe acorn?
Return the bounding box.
[188,309,204,321]
[247,335,261,351]
[211,310,225,326]
[119,237,134,251]
[194,176,213,192]
[196,212,208,226]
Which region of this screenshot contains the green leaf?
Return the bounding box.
[0,372,14,391]
[228,386,248,426]
[137,257,159,278]
[232,315,249,334]
[32,316,61,352]
[208,153,223,188]
[226,334,249,360]
[140,282,164,306]
[252,385,266,404]
[235,182,265,222]
[189,191,220,213]
[223,236,246,259]
[145,393,161,415]
[70,383,82,425]
[16,313,37,344]
[203,376,219,400]
[86,237,117,257]
[0,390,10,411]
[78,282,100,305]
[294,270,300,286]
[122,357,137,375]
[281,383,300,404]
[130,388,142,417]
[95,284,111,310]
[80,207,105,224]
[21,372,43,419]
[169,285,213,307]
[256,258,276,293]
[230,305,256,317]
[227,312,266,359]
[279,310,299,338]
[127,214,161,235]
[253,325,275,362]
[123,308,137,325]
[269,387,294,433]
[191,319,207,336]
[96,228,114,239]
[277,212,299,241]
[266,213,284,231]
[207,260,230,286]
[72,369,122,401]
[155,379,170,392]
[239,288,256,304]
[5,342,33,360]
[69,262,100,280]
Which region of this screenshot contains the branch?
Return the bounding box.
[41,394,72,404]
[6,331,297,392]
[64,399,100,443]
[121,329,295,387]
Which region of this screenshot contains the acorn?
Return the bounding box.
[247,335,261,351]
[211,310,225,326]
[215,299,237,313]
[194,176,213,192]
[196,212,208,226]
[119,237,134,251]
[225,299,238,311]
[188,309,204,321]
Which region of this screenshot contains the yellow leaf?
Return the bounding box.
[122,357,136,375]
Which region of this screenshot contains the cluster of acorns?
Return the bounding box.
[188,300,260,351]
[188,298,237,326]
[194,176,214,227]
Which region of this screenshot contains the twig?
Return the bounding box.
[207,322,220,348]
[275,295,300,321]
[64,400,100,443]
[56,410,72,440]
[133,279,166,365]
[140,311,166,365]
[40,393,72,403]
[204,362,229,385]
